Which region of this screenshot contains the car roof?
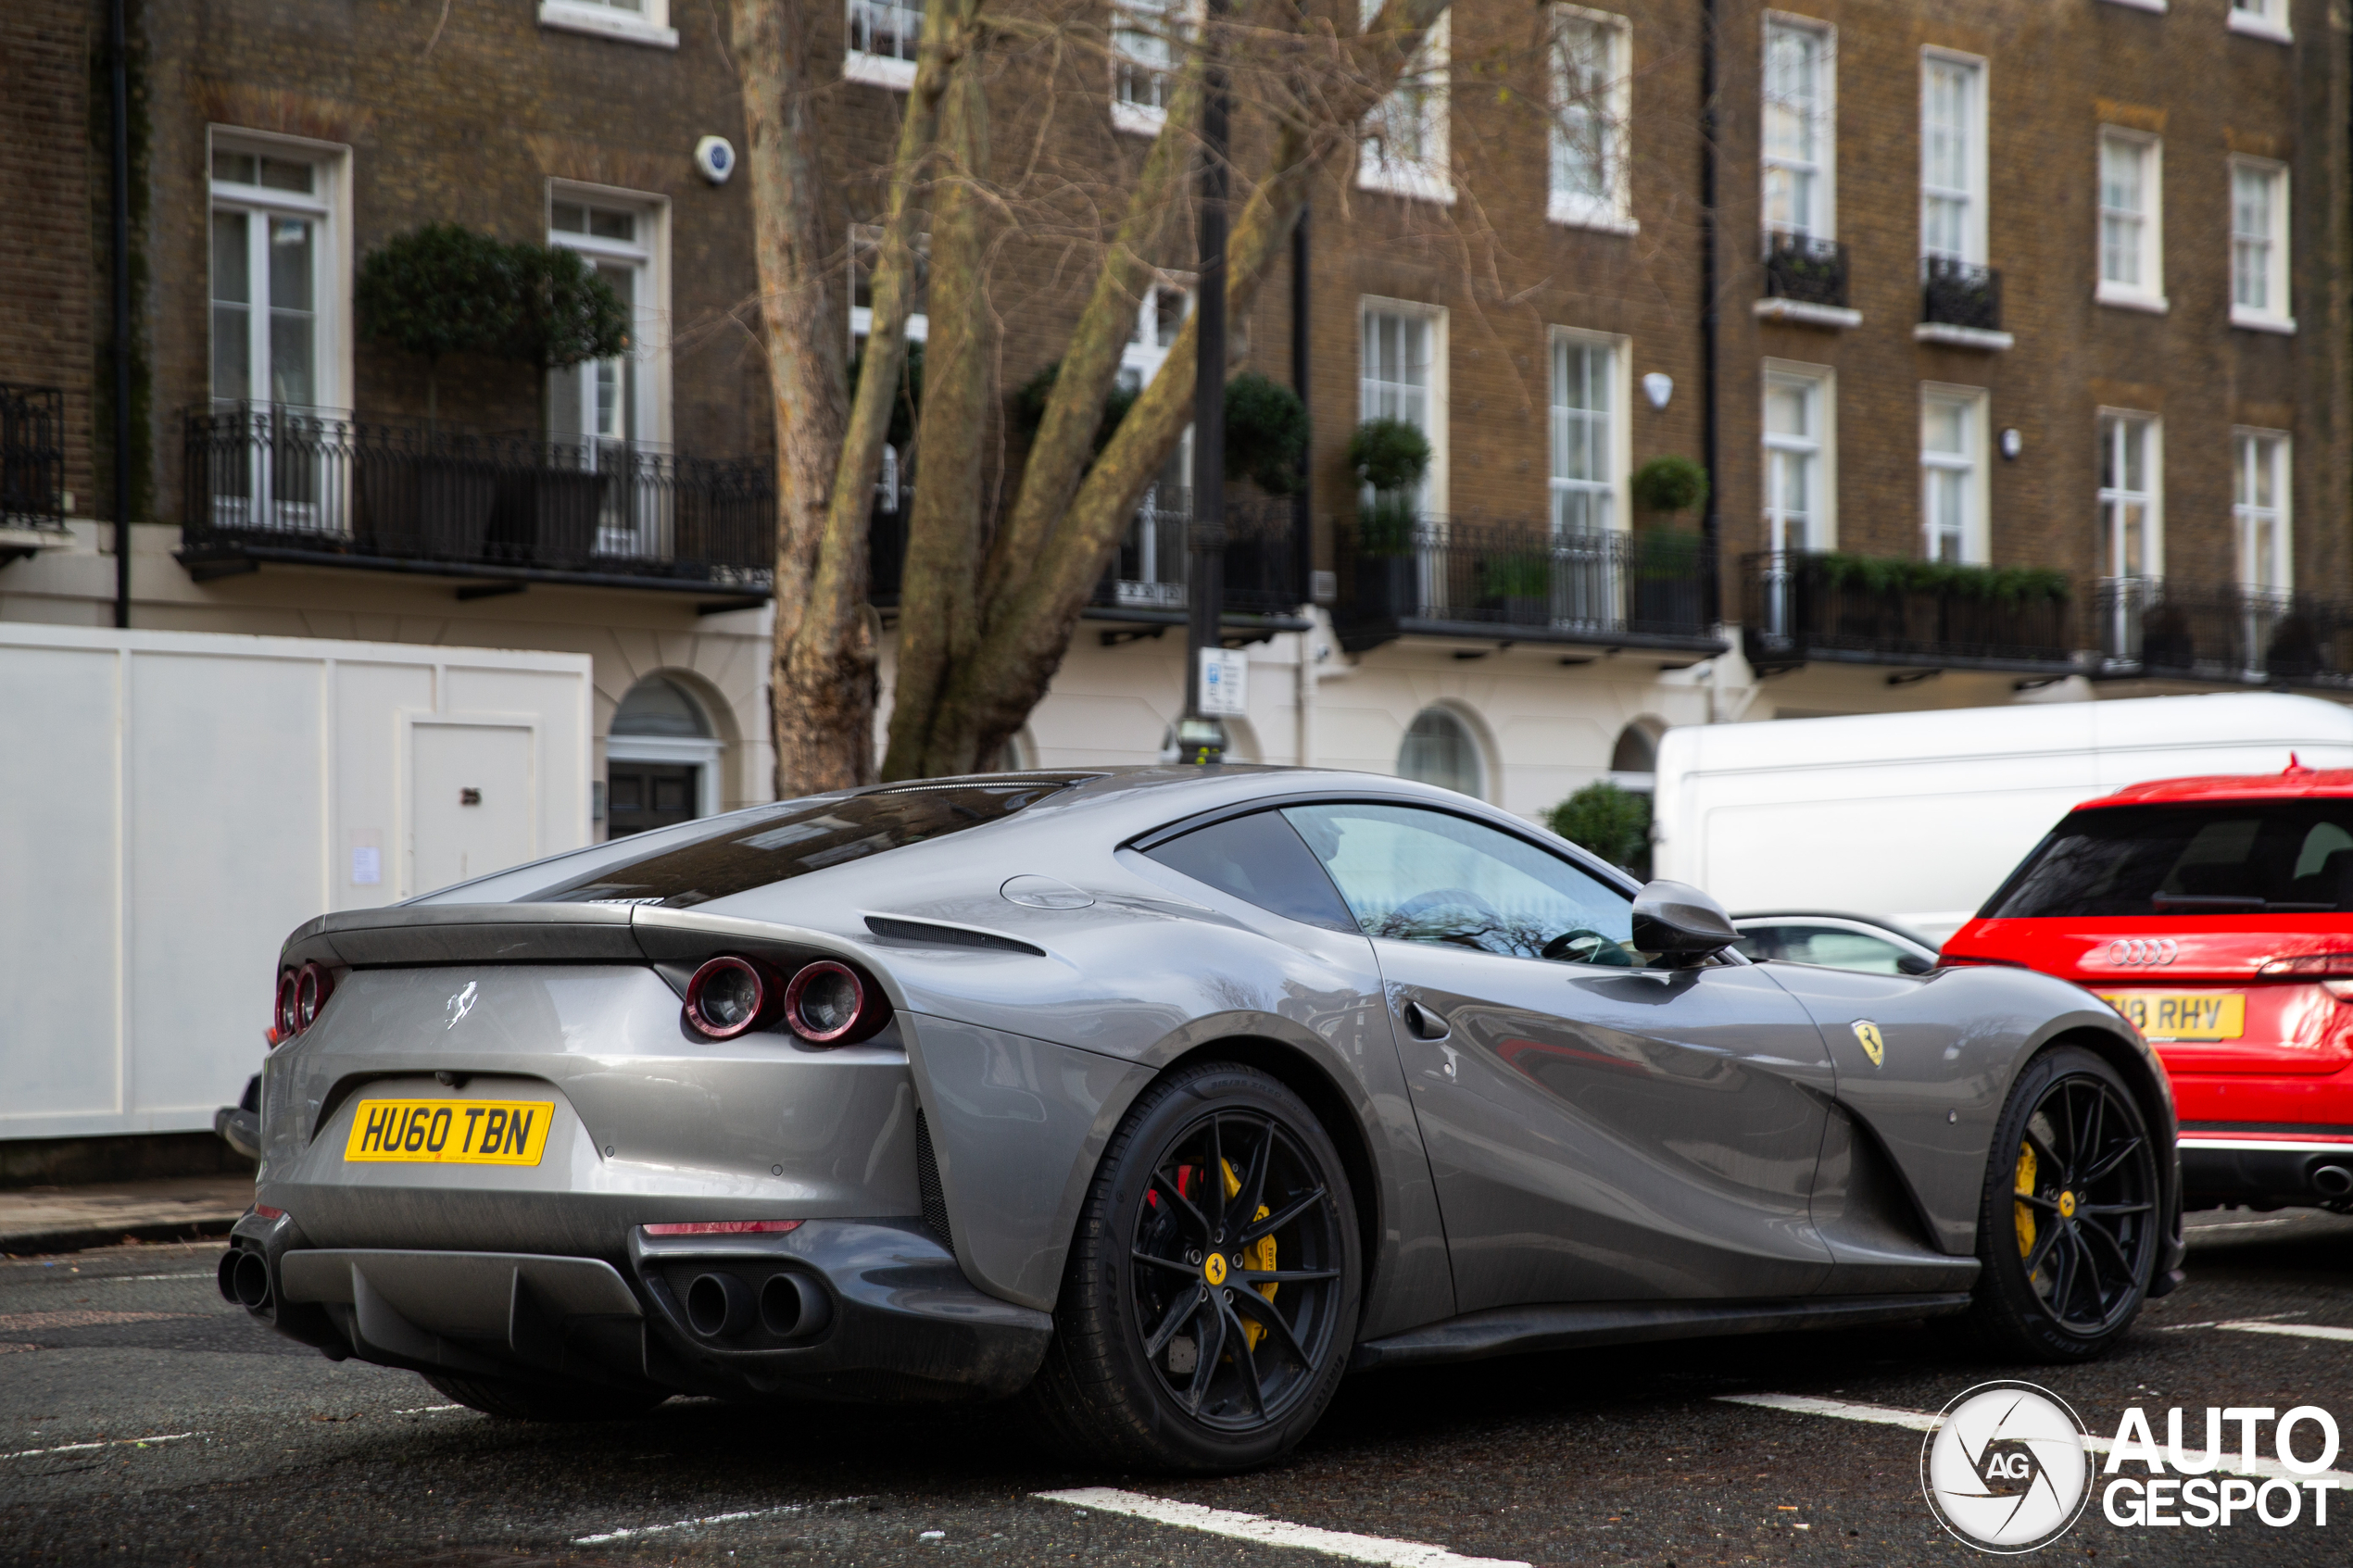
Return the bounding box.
[2075,758,2353,809]
[1730,910,1940,952]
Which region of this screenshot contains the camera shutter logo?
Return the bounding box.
[1920,1381,2093,1552]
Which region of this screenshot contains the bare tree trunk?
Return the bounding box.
[883,32,998,778]
[735,0,860,796]
[883,0,1453,772]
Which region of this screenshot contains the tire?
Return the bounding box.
[1966,1044,2161,1361]
[420,1372,669,1422]
[1027,1060,1362,1473]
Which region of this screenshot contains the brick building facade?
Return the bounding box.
[2,0,2347,863]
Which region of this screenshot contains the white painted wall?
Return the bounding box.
[0,624,591,1140]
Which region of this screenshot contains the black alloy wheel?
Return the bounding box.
[1029,1061,1360,1471]
[1969,1045,2160,1361]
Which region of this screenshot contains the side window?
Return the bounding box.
[1282,802,1635,963]
[1774,924,1913,975]
[1142,811,1360,933]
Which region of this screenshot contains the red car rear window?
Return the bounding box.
[1984,801,2353,918]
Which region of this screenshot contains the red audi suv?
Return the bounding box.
[1944,761,2353,1212]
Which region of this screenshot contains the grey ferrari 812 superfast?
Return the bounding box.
[225,767,2183,1470]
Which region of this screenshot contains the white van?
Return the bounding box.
[1652,693,2353,945]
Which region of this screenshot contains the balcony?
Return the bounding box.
[2094,579,2353,689]
[2,383,67,564]
[1755,232,1856,329]
[1742,550,2077,674]
[180,405,774,600]
[1333,519,1723,654]
[1916,257,2013,350]
[870,490,1310,633]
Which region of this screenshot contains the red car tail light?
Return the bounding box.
[2259,954,2353,1001]
[296,962,333,1030]
[274,970,301,1040]
[1934,955,2022,970]
[641,1220,804,1236]
[784,960,890,1045]
[684,955,782,1038]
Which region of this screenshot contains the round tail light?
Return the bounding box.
[274,970,302,1040]
[785,960,890,1045]
[685,955,780,1038]
[296,962,333,1030]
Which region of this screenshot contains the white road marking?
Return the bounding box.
[2156,1311,2307,1333]
[99,1273,214,1283]
[2219,1320,2353,1344]
[571,1496,867,1545]
[1036,1486,1531,1567]
[391,1405,465,1415]
[3,1432,196,1461]
[1721,1393,2353,1485]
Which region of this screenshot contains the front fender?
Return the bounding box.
[1761,963,2169,1256]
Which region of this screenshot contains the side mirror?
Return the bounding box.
[1898,953,1936,976]
[1631,880,1740,968]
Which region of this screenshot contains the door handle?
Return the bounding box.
[1400,998,1450,1041]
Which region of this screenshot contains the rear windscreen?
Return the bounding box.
[533,778,1091,908]
[1983,801,2353,918]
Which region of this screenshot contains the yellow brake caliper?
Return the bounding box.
[2013,1141,2038,1266]
[1221,1158,1277,1349]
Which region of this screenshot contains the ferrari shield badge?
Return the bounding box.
[1853,1020,1886,1068]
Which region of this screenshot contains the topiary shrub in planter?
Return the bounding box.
[1223,371,1307,495]
[1478,549,1550,624]
[1548,780,1652,879]
[357,224,524,427]
[1630,453,1709,522]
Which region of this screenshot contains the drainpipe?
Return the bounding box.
[1291,202,1310,609]
[110,0,132,630]
[1697,0,1722,632]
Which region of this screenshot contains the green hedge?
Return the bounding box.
[1815,553,2069,605]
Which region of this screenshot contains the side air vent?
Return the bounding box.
[914,1109,953,1250]
[865,916,1045,957]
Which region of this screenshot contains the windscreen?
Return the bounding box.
[532,777,1092,908]
[1982,801,2353,918]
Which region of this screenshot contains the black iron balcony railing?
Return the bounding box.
[1921,257,2003,332]
[1334,517,1718,651]
[3,383,67,536]
[1761,232,1850,309]
[870,489,1305,619]
[2095,578,2353,687]
[1743,550,2076,671]
[182,405,774,590]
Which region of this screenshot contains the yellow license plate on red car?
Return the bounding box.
[343,1099,554,1165]
[2095,991,2246,1041]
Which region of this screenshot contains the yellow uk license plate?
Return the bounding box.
[343,1099,554,1165]
[2095,991,2246,1041]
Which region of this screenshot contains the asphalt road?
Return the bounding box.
[6,1210,2353,1568]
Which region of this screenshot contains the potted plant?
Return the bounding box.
[355,224,522,557]
[505,244,631,564]
[1629,454,1708,630]
[1347,417,1430,621]
[1478,548,1550,625]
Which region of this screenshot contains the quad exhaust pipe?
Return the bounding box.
[2312,1164,2353,1198]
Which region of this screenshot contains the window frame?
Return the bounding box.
[1357,6,1454,205]
[538,0,678,49]
[2095,129,2168,314]
[1919,47,1987,266]
[2228,156,2294,333]
[1547,6,1635,234]
[2233,427,2292,596]
[2228,0,2293,43]
[844,0,924,89]
[206,126,353,416]
[1760,13,1836,243]
[1360,297,1450,518]
[1111,0,1189,136]
[2095,408,2163,583]
[1548,325,1631,536]
[1760,359,1835,553]
[1919,383,1990,566]
[545,180,673,453]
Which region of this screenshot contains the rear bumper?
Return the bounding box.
[225,1210,1052,1402]
[2179,1129,2353,1209]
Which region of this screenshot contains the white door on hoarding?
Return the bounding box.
[410,722,535,897]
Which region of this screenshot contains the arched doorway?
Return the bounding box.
[1396,706,1486,799]
[606,674,723,837]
